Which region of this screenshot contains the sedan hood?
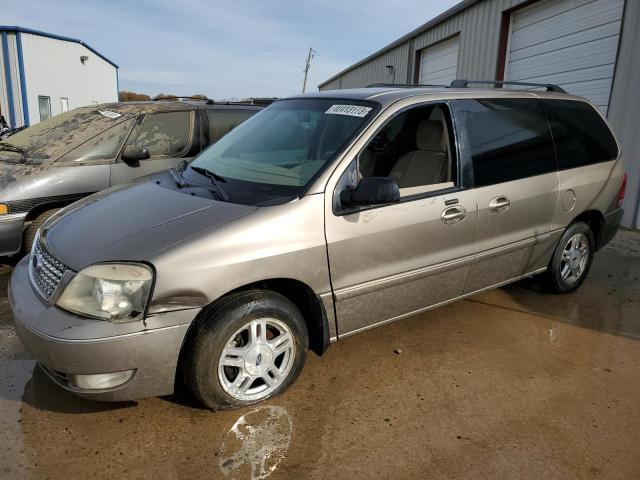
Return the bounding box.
[0,162,44,190]
[43,176,257,271]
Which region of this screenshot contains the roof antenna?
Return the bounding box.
[302,47,319,93]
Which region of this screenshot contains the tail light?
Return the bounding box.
[617,173,627,208]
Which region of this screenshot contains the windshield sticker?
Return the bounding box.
[98,110,122,119]
[325,104,372,118]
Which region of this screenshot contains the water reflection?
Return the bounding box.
[218,405,293,480]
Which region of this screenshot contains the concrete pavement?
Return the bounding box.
[0,230,638,479]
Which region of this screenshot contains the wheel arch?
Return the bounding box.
[571,209,605,250]
[17,190,97,224]
[230,278,331,356]
[182,277,332,357]
[24,199,73,223]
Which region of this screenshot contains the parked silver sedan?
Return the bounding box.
[0,100,261,257]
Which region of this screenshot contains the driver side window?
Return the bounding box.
[130,111,193,159]
[358,103,455,197]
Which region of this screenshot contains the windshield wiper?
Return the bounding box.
[0,143,28,163]
[175,159,189,174]
[190,166,229,202]
[169,167,188,188]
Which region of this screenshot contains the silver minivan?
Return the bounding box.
[9,82,626,410]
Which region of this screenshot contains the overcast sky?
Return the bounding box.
[3,0,460,99]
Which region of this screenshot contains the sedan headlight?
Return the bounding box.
[56,263,153,321]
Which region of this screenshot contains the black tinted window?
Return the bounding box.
[543,100,618,169]
[207,109,257,142]
[454,99,555,187]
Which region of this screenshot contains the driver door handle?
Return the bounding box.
[441,206,467,225]
[489,196,511,213]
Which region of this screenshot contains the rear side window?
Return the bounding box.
[542,100,618,169]
[453,99,556,187]
[207,109,257,143]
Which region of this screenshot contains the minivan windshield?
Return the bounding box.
[187,98,377,205]
[0,107,136,164]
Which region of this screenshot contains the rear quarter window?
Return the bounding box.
[542,100,618,169]
[453,98,556,187]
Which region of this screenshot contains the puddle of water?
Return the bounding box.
[218,405,293,480]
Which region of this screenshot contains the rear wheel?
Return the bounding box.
[544,221,594,293]
[183,291,308,410]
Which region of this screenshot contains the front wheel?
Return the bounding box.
[182,291,308,410]
[544,221,594,293]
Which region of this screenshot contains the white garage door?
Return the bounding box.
[418,36,460,85]
[506,0,624,113]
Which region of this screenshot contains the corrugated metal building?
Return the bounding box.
[319,0,640,229]
[0,26,119,129]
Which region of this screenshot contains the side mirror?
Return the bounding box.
[340,176,400,208]
[121,145,150,167]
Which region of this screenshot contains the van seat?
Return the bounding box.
[389,120,448,188]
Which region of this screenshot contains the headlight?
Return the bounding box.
[56,263,153,321]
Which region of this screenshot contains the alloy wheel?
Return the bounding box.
[218,317,295,402]
[559,232,589,284]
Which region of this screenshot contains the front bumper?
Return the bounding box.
[9,256,198,401]
[0,212,27,256]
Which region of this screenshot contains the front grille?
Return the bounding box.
[30,240,68,300]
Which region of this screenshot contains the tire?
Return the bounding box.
[182,290,308,410]
[543,221,595,293]
[23,208,60,253]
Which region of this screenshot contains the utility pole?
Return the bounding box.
[302,47,318,93]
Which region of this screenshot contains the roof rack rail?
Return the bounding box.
[153,96,211,102]
[239,97,277,106]
[366,83,448,88]
[450,79,566,93]
[152,97,276,106]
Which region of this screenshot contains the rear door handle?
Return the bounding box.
[489,196,511,213]
[441,206,467,225]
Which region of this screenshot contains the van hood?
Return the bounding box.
[42,176,257,271]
